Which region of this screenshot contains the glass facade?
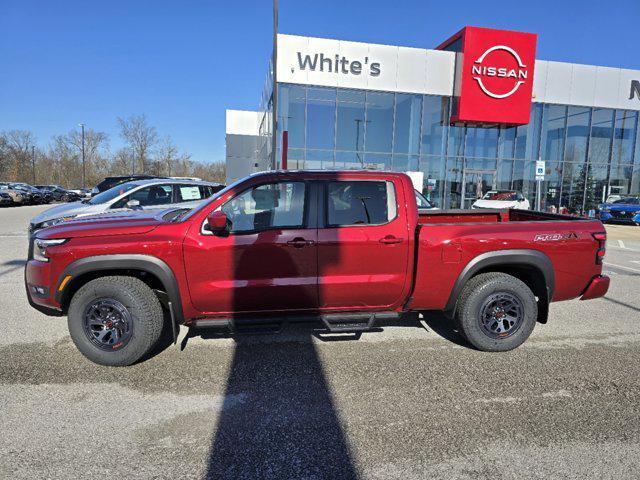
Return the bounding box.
[276,83,640,212]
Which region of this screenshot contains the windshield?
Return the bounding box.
[613,197,640,205]
[483,191,518,201]
[415,190,433,208]
[87,182,140,205]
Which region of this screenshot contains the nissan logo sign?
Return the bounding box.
[471,45,529,99]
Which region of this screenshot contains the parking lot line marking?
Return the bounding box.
[604,262,640,274]
[618,240,626,249]
[607,244,640,253]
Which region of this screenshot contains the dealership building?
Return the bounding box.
[226,27,640,212]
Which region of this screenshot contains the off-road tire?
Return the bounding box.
[455,272,537,352]
[68,276,164,366]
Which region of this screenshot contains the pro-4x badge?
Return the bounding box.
[534,232,578,242]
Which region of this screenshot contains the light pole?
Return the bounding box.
[31,145,36,184]
[78,123,86,188]
[271,0,278,170]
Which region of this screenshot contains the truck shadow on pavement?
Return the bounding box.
[602,296,640,313]
[199,331,359,480]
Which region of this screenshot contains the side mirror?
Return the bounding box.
[126,199,141,209]
[205,211,229,233]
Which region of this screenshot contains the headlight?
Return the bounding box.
[38,215,77,230]
[33,238,67,262]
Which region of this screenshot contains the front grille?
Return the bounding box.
[611,210,637,219]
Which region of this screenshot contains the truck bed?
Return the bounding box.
[411,208,605,311]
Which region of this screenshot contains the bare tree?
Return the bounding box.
[2,130,37,182]
[117,114,158,174]
[49,129,109,187]
[110,148,135,176]
[0,135,9,180]
[157,136,180,176]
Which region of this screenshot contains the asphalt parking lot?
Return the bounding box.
[1,205,640,479]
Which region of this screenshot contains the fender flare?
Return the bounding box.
[54,254,185,327]
[444,249,555,317]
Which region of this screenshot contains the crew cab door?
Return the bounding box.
[317,179,411,310]
[183,180,318,314]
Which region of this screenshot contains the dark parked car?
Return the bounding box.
[0,183,27,205]
[0,191,12,206]
[92,175,165,196]
[8,183,41,204]
[36,185,82,202]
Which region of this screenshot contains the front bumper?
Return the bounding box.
[600,211,640,224]
[25,258,63,315]
[580,275,610,301]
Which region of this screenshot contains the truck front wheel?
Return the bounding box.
[455,272,537,352]
[67,276,164,366]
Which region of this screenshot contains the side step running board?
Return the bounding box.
[191,312,401,334]
[320,312,399,333]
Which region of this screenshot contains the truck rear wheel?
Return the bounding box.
[455,272,537,352]
[67,276,164,366]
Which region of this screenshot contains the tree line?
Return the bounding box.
[0,114,225,188]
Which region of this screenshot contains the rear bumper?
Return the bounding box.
[580,275,610,301]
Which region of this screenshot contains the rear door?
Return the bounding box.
[317,178,411,310]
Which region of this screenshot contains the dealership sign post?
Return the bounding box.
[438,26,537,125]
[535,159,545,211]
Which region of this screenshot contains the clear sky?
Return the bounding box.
[2,0,638,163]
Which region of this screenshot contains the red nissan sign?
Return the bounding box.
[437,26,537,125]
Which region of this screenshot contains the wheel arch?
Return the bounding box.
[55,255,184,334]
[445,249,554,324]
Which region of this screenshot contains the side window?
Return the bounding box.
[221,182,306,233]
[114,184,173,208]
[176,184,205,203]
[326,181,396,226]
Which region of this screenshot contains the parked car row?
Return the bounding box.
[0,182,87,206]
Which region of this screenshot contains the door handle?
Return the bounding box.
[287,237,315,248]
[379,235,403,245]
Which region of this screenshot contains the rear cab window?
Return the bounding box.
[326,181,397,226]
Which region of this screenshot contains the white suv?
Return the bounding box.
[30,179,224,234]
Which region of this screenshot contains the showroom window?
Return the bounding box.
[393,94,422,155]
[306,87,336,150]
[336,89,366,152]
[365,92,394,153]
[589,108,614,164]
[421,96,449,157]
[611,110,637,165]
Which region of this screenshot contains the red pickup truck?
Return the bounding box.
[26,171,610,366]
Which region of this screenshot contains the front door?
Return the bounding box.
[317,179,410,310]
[461,170,496,208]
[183,181,318,314]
